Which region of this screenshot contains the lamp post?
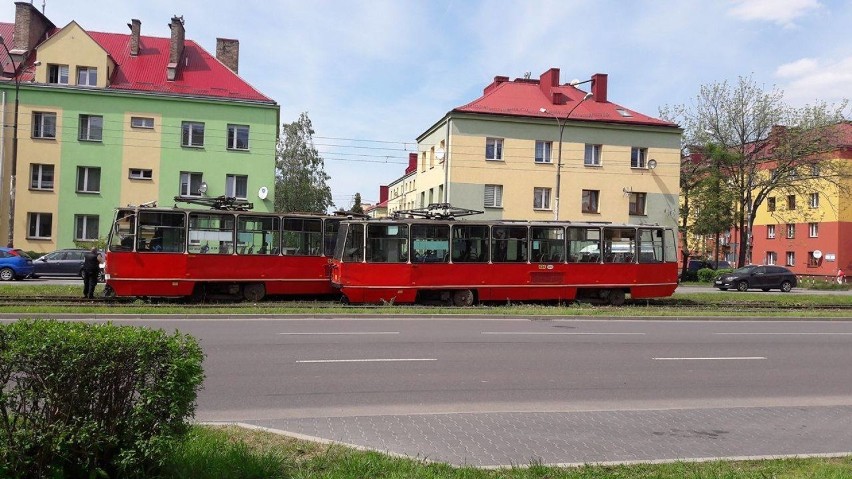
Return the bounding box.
[0,35,20,247]
[540,91,592,221]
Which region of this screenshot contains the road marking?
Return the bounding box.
[481,332,645,335]
[653,356,766,361]
[715,332,852,335]
[296,358,437,363]
[280,332,399,335]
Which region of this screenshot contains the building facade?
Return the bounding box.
[0,4,279,253]
[412,68,682,226]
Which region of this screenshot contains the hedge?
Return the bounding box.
[0,320,204,478]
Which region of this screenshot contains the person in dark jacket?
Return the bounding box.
[82,247,103,299]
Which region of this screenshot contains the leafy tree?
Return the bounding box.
[662,75,849,267]
[350,193,364,214]
[274,112,334,213]
[691,144,737,265]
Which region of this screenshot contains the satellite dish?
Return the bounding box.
[813,250,822,259]
[198,182,208,194]
[435,148,445,161]
[258,186,269,200]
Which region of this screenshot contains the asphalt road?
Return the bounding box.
[84,316,852,466]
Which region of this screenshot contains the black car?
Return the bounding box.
[714,265,797,292]
[32,248,105,282]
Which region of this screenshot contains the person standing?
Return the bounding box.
[82,247,103,299]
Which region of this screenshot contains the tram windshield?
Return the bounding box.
[108,209,136,252]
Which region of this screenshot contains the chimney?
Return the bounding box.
[591,73,608,103]
[405,153,417,174]
[216,38,239,73]
[483,75,510,95]
[12,2,54,63]
[128,19,141,56]
[379,185,389,204]
[167,15,185,81]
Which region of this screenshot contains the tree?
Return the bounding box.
[350,193,364,214]
[275,112,334,213]
[691,144,737,265]
[662,76,848,267]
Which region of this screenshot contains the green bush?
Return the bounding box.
[0,319,204,478]
[696,267,717,282]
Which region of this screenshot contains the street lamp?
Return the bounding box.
[540,91,593,220]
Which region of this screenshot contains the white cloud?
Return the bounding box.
[775,56,852,106]
[776,58,819,78]
[728,0,820,26]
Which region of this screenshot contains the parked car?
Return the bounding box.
[714,265,797,292]
[0,247,34,281]
[31,248,105,282]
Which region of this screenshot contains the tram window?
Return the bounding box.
[638,228,664,263]
[492,226,528,263]
[324,219,341,256]
[603,227,636,263]
[531,226,565,263]
[663,229,677,262]
[108,210,136,252]
[411,224,449,263]
[339,223,365,262]
[139,211,186,253]
[283,218,322,255]
[366,223,408,263]
[238,216,279,255]
[567,227,601,263]
[451,225,488,263]
[189,213,234,254]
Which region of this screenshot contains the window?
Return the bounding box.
[485,137,503,161]
[809,222,818,238]
[366,223,408,263]
[491,226,528,263]
[637,228,665,263]
[75,215,99,241]
[131,117,154,129]
[808,252,820,267]
[531,226,565,263]
[225,174,248,199]
[584,144,602,166]
[138,211,186,253]
[451,224,489,263]
[630,147,647,168]
[787,195,796,210]
[129,168,153,180]
[567,226,601,263]
[786,223,795,239]
[603,227,636,263]
[484,184,503,208]
[27,212,52,239]
[79,115,103,141]
[534,141,552,163]
[227,124,250,150]
[283,218,324,256]
[582,189,599,213]
[179,172,203,197]
[767,197,776,212]
[30,164,54,190]
[766,251,777,265]
[76,167,101,193]
[32,112,57,139]
[811,165,821,177]
[411,224,449,263]
[47,64,69,84]
[629,192,647,215]
[766,224,775,239]
[769,169,778,181]
[181,121,205,147]
[188,213,232,254]
[809,192,819,208]
[533,187,551,210]
[786,251,795,266]
[77,66,97,86]
[238,215,279,255]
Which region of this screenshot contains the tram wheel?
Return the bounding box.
[243,283,266,302]
[452,289,475,307]
[608,289,626,306]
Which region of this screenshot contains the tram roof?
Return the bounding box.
[337,217,670,229]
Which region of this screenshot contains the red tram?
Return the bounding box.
[330,211,679,306]
[104,202,342,301]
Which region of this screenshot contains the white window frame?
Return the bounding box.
[766,251,777,265]
[180,172,204,197]
[74,214,99,241]
[47,64,69,84]
[584,144,602,166]
[582,189,599,213]
[809,192,819,208]
[79,115,103,141]
[227,124,250,150]
[786,223,795,239]
[30,164,54,190]
[27,212,52,239]
[767,224,775,239]
[630,147,647,168]
[129,168,153,180]
[77,66,97,86]
[76,166,101,193]
[786,251,795,266]
[485,137,504,161]
[534,141,552,164]
[181,121,205,148]
[809,222,818,238]
[533,187,551,210]
[484,184,503,208]
[131,117,154,129]
[225,174,248,199]
[32,112,57,139]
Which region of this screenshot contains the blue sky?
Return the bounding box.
[24,0,852,208]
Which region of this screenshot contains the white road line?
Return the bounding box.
[715,332,852,335]
[279,332,399,335]
[296,358,437,363]
[481,332,646,335]
[653,356,767,361]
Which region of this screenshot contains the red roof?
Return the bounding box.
[0,22,274,103]
[454,72,676,128]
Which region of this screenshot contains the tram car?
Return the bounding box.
[104,197,343,301]
[330,205,679,306]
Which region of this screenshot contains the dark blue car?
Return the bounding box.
[0,247,34,281]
